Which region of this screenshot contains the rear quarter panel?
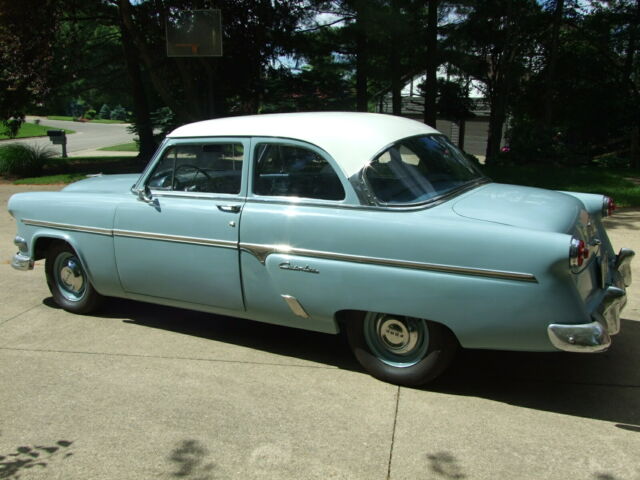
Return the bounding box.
[239,200,583,350]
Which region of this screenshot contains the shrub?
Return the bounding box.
[2,117,24,139]
[0,143,56,177]
[67,98,85,119]
[98,104,111,119]
[110,105,127,121]
[84,109,97,120]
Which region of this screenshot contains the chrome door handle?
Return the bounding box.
[217,204,241,213]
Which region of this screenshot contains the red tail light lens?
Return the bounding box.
[570,237,590,268]
[602,196,616,217]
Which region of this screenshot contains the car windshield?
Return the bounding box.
[363,135,485,205]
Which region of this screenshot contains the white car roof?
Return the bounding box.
[168,112,439,177]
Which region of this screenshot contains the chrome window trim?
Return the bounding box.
[135,137,250,197]
[248,138,350,203]
[240,242,538,283]
[358,133,490,208]
[149,190,245,202]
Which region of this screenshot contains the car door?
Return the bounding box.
[113,139,247,311]
[239,139,355,332]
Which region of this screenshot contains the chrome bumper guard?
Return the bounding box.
[11,252,34,271]
[548,247,634,353]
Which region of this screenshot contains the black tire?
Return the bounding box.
[346,311,458,387]
[45,243,103,314]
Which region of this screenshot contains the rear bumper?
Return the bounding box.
[548,248,634,353]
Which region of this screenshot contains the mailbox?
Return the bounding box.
[47,130,67,157]
[47,130,65,143]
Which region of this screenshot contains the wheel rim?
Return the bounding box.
[53,252,86,302]
[363,313,429,367]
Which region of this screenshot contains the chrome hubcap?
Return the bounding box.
[54,253,86,301]
[60,260,84,292]
[378,317,419,354]
[364,313,429,368]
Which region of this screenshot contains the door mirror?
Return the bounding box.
[135,185,153,203]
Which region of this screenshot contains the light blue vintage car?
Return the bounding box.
[8,112,635,386]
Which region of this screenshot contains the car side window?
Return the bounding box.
[147,143,244,194]
[253,144,345,200]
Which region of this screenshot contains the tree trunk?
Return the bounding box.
[423,0,438,127]
[391,50,402,115]
[118,14,155,162]
[355,2,368,112]
[486,90,506,163]
[631,125,640,170]
[390,0,402,115]
[117,0,195,123]
[544,0,564,125]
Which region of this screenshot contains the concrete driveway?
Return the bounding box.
[1,183,639,480]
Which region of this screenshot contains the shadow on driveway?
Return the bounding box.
[43,297,640,428]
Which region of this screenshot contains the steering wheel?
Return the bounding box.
[173,164,212,191]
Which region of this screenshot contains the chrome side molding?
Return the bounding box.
[281,295,310,319]
[241,242,537,283]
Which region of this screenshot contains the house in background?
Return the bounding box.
[374,74,497,158]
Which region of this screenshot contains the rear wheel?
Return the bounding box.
[45,243,103,314]
[346,312,457,387]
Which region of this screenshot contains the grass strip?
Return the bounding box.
[99,142,139,152]
[0,122,75,140]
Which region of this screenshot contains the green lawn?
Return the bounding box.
[482,165,640,208]
[13,173,88,185]
[99,142,139,152]
[47,116,126,124]
[0,122,75,140]
[12,156,143,184]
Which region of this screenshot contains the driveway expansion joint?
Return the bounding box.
[0,303,42,330]
[386,386,400,480]
[0,346,342,370]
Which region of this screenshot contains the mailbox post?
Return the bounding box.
[46,130,67,158]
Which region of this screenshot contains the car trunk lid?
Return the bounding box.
[452,183,583,234]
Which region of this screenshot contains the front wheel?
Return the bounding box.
[45,243,103,314]
[346,312,457,387]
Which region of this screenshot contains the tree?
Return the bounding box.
[449,0,543,163]
[0,0,60,134]
[116,0,310,123]
[424,0,439,127]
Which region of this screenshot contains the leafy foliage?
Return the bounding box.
[0,143,56,177]
[98,104,111,120]
[109,105,127,121]
[0,0,60,123]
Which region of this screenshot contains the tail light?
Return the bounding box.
[570,237,590,268]
[602,196,616,217]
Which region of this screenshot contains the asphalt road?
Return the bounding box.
[1,183,639,480]
[1,117,136,156]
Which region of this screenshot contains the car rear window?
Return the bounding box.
[363,135,484,205]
